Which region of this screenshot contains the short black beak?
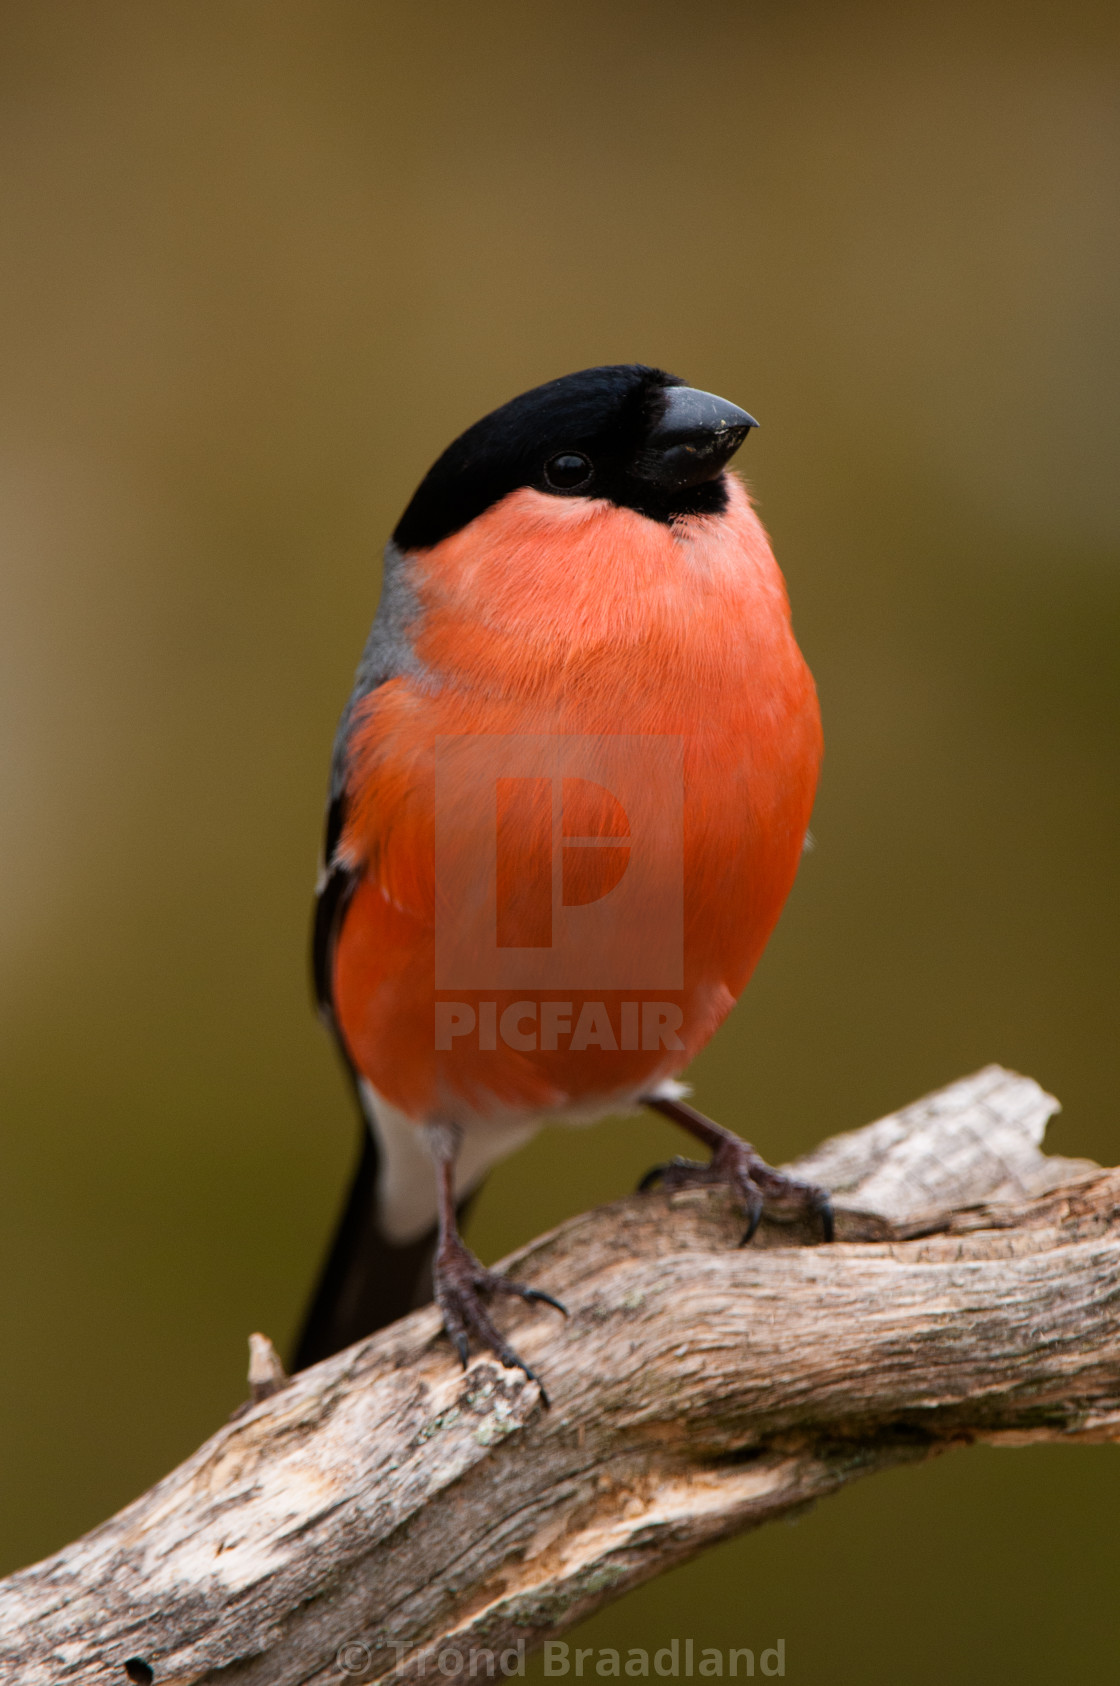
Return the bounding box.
[643,385,758,490]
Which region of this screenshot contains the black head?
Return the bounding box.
[392,364,757,551]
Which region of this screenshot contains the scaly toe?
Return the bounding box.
[639,1135,833,1247]
[434,1241,560,1402]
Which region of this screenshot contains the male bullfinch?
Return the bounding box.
[294,364,831,1395]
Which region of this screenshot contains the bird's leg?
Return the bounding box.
[425,1124,566,1402]
[638,1095,833,1245]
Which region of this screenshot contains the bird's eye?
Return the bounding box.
[544,452,593,490]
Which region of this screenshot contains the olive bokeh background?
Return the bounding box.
[1,3,1117,1680]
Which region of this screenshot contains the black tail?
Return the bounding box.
[291,1125,439,1371]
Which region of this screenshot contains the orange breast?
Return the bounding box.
[333,475,821,1125]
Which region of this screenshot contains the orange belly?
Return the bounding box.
[333,478,821,1125]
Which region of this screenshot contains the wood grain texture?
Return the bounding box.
[2,1066,1117,1685]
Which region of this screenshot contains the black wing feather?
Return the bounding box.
[312,793,357,1025]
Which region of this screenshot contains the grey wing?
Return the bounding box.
[312,538,424,1035]
[294,542,444,1371]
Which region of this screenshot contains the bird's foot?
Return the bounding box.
[433,1233,566,1405]
[639,1135,833,1246]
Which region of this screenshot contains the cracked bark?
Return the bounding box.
[1,1065,1117,1685]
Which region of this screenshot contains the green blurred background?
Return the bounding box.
[1,1,1117,1678]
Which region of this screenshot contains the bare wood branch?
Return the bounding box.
[247,1333,288,1405]
[2,1066,1117,1686]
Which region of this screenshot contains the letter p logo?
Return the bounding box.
[435,734,683,991]
[495,776,632,949]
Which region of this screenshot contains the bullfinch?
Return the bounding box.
[294,364,831,1395]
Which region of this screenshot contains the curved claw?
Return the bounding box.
[738,1184,765,1246]
[463,1321,554,1408]
[638,1155,706,1194]
[519,1286,569,1318]
[453,1331,470,1370]
[487,1332,551,1406]
[482,1274,568,1317]
[813,1191,835,1244]
[520,1364,551,1409]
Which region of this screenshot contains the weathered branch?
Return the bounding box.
[2,1066,1117,1685]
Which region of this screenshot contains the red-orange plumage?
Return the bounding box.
[332,473,821,1125]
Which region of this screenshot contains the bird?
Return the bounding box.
[293,363,831,1395]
